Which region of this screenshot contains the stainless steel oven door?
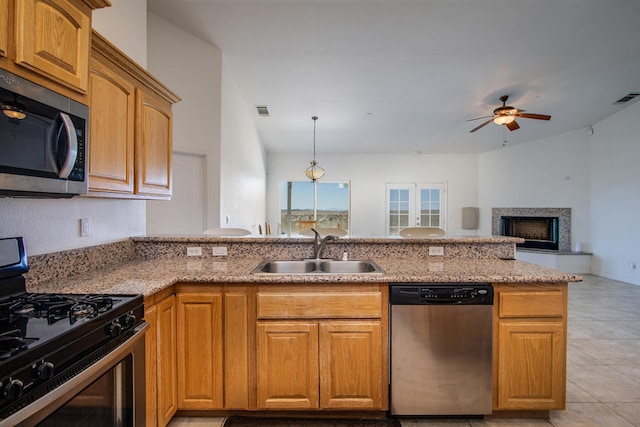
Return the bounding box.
[0,323,148,427]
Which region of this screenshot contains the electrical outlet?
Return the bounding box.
[212,246,228,256]
[428,246,444,256]
[80,218,90,236]
[187,247,202,256]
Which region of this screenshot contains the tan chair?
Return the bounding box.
[399,227,446,238]
[298,220,317,233]
[299,227,348,238]
[203,228,251,237]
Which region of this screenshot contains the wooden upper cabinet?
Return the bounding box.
[135,88,173,197]
[0,0,8,58]
[88,31,179,199]
[0,0,108,103]
[88,54,135,193]
[15,0,91,93]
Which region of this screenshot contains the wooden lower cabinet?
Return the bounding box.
[493,283,568,411]
[157,295,178,426]
[224,288,252,410]
[256,320,384,410]
[176,292,223,409]
[257,321,320,410]
[319,321,383,409]
[255,284,387,411]
[144,304,158,427]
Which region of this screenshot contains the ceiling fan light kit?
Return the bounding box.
[468,94,551,133]
[493,115,516,125]
[305,116,325,182]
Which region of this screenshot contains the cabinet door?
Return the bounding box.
[15,0,90,92]
[497,321,566,410]
[0,0,8,58]
[157,295,177,427]
[135,88,172,197]
[257,322,319,410]
[176,293,223,410]
[224,290,250,409]
[144,304,158,427]
[88,56,135,193]
[319,321,383,409]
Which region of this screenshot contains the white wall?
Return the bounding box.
[590,100,640,285]
[92,0,147,66]
[0,1,148,256]
[478,128,592,250]
[146,13,223,231]
[266,153,479,236]
[220,64,267,234]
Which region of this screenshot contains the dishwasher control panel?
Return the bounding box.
[390,283,493,305]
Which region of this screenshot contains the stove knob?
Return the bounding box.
[35,361,55,380]
[4,379,24,400]
[107,320,123,337]
[123,313,137,327]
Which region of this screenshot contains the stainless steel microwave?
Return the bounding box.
[0,68,88,197]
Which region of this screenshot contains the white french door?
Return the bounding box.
[386,183,446,235]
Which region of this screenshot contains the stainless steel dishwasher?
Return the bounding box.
[390,282,494,416]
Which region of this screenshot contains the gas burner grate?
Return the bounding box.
[0,329,38,361]
[1,294,116,326]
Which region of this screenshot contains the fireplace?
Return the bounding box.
[500,216,559,250]
[492,208,571,252]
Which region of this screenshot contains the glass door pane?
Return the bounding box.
[388,188,411,235]
[419,188,441,227]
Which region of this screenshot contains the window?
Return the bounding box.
[386,183,446,235]
[280,181,350,235]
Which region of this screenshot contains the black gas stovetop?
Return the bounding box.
[0,237,143,419]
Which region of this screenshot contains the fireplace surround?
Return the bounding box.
[492,208,571,252]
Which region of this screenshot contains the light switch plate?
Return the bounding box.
[187,247,202,256]
[428,246,444,256]
[212,246,228,256]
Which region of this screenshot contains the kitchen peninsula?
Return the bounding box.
[24,236,581,425]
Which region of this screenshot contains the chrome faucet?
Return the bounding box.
[311,228,339,260]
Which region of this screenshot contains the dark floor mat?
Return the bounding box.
[222,416,401,427]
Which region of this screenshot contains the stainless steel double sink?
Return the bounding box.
[251,259,384,275]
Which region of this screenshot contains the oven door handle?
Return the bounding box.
[0,322,149,427]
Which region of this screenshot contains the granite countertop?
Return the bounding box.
[28,256,582,298]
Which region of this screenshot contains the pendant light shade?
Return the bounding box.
[305,116,325,182]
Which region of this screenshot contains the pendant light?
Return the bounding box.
[305,116,325,182]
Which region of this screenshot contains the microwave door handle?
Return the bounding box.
[57,112,78,178]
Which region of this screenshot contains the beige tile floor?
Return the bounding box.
[168,274,640,427]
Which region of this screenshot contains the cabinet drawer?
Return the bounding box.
[257,292,382,319]
[499,290,565,318]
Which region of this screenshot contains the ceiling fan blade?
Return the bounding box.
[506,120,520,131]
[469,119,494,133]
[466,115,494,122]
[516,112,551,120]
